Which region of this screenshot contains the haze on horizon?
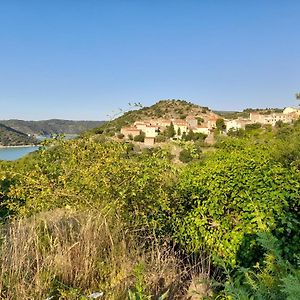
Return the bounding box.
[0,1,299,121]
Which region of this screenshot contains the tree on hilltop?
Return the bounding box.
[296,92,300,105]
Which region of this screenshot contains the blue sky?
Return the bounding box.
[0,0,299,120]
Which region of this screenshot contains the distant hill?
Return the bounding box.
[215,108,284,119]
[88,99,220,135]
[0,119,105,136]
[0,124,37,146]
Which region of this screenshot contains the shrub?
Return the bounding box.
[179,149,193,163]
[165,123,176,138]
[197,117,204,125]
[94,128,104,134]
[224,233,300,299]
[216,118,226,131]
[134,133,145,142]
[117,133,125,139]
[172,146,300,268]
[227,128,246,138]
[155,135,167,143]
[3,139,176,231]
[182,130,207,142]
[245,123,262,131]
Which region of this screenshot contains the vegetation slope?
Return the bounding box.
[0,105,299,299]
[87,99,220,136]
[0,119,105,136]
[0,123,37,146]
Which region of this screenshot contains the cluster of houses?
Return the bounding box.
[120,107,300,146]
[121,115,219,146]
[224,107,300,132]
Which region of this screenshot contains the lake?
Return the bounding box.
[0,146,39,161]
[0,135,78,161]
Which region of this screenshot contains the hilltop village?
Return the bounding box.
[119,105,300,146]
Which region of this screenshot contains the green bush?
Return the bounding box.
[155,135,167,143]
[179,149,193,163]
[224,233,300,300]
[172,146,300,267]
[245,123,262,131]
[2,138,176,230]
[182,129,207,142]
[133,133,145,142]
[227,128,246,138]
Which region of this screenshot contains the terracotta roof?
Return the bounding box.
[122,127,140,131]
[134,122,147,125]
[173,119,188,125]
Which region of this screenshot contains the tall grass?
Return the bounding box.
[0,209,188,299]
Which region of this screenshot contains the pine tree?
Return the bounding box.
[166,122,176,138]
[177,127,181,137]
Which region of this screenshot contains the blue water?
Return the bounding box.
[0,146,39,161]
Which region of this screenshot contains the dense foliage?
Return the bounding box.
[173,144,300,267]
[0,118,300,299]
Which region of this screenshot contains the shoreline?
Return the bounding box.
[0,144,40,149]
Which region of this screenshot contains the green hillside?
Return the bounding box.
[0,119,105,136]
[0,124,37,146]
[88,99,220,135]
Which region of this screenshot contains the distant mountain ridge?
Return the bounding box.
[0,119,105,136]
[0,123,37,146]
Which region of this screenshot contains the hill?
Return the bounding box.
[0,119,105,136]
[0,124,37,146]
[89,99,220,135]
[215,108,284,119]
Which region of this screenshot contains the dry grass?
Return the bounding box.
[0,209,189,300]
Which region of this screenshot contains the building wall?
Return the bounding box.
[144,137,155,146]
[225,119,251,131]
[193,127,210,135]
[250,113,293,126]
[283,107,300,116]
[174,124,187,136]
[186,117,198,128]
[121,128,141,138]
[144,126,158,137]
[207,120,216,129]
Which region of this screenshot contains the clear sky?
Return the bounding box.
[0,0,299,120]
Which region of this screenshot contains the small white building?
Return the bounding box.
[173,119,188,136]
[283,107,300,116]
[134,122,148,131]
[157,119,172,128]
[121,127,141,138]
[225,119,251,131]
[250,112,293,126]
[144,125,158,138]
[193,125,210,135]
